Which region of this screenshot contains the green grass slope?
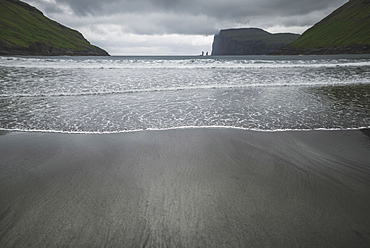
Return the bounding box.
[286,0,370,54]
[0,0,109,55]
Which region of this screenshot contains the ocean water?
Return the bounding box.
[0,54,369,133]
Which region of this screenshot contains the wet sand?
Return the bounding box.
[0,128,370,247]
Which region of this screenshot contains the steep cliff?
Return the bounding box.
[211,28,299,55]
[281,0,370,54]
[0,0,109,56]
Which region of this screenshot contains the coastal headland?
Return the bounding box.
[0,0,109,56]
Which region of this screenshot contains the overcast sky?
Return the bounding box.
[23,0,348,55]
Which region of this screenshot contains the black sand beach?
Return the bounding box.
[0,128,370,247]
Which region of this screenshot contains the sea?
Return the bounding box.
[0,54,369,133]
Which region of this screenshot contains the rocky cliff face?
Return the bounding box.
[211,28,299,55]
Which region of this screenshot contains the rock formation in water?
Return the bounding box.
[211,28,299,55]
[0,0,109,56]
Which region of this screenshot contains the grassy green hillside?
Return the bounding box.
[288,0,370,52]
[0,0,108,55]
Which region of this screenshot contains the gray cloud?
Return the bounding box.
[28,0,347,35]
[30,0,348,21]
[24,0,348,54]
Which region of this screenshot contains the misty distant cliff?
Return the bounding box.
[211,28,299,55]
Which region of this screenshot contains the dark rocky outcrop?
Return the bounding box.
[211,28,299,55]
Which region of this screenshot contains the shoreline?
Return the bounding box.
[1,128,369,247]
[1,125,370,135]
